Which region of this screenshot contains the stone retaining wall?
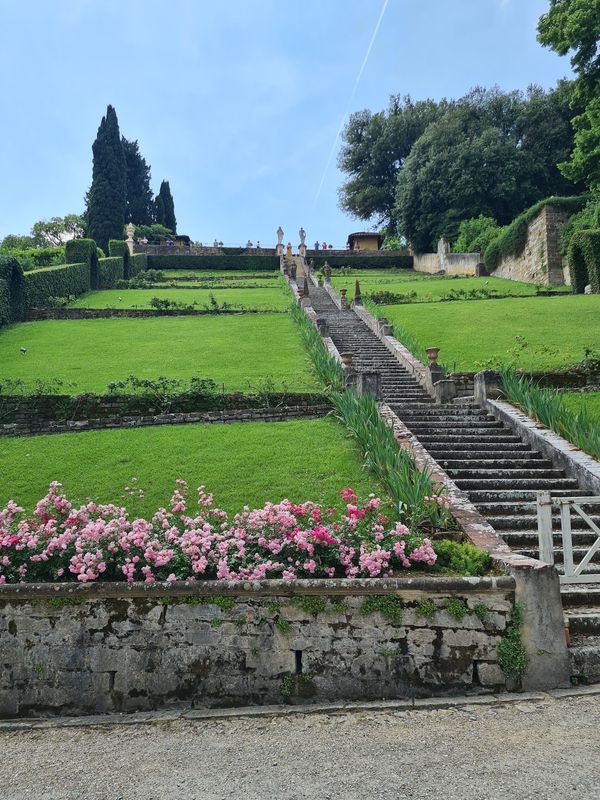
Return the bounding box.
[0,577,515,716]
[25,308,282,321]
[0,405,332,437]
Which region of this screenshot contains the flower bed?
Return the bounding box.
[0,484,456,585]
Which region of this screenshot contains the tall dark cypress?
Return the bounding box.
[122,137,154,226]
[155,180,177,234]
[86,105,126,253]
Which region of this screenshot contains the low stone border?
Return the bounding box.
[0,404,332,437]
[1,685,599,729]
[26,308,285,321]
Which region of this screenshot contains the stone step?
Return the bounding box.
[561,585,600,607]
[569,636,600,682]
[467,488,590,502]
[441,459,553,470]
[476,501,599,516]
[455,478,580,489]
[448,468,567,480]
[427,443,532,454]
[416,434,524,444]
[515,547,600,567]
[406,420,505,431]
[565,611,600,637]
[502,530,600,547]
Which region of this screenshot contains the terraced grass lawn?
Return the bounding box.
[332,272,567,302]
[383,295,600,372]
[0,417,379,517]
[0,315,315,393]
[563,392,600,423]
[70,287,289,310]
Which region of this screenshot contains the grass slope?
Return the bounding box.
[563,392,600,423]
[332,273,567,301]
[0,315,315,393]
[70,287,288,310]
[383,295,600,372]
[0,418,378,516]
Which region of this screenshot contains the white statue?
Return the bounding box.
[277,226,284,245]
[299,227,306,246]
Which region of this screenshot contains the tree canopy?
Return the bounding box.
[122,138,155,226]
[155,180,177,234]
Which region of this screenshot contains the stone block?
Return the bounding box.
[477,662,506,687]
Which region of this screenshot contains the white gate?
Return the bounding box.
[537,491,600,584]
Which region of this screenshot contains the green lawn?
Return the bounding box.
[0,315,315,393]
[383,295,600,372]
[332,272,567,301]
[563,392,600,423]
[0,418,379,517]
[70,287,289,310]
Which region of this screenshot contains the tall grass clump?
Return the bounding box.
[501,367,600,461]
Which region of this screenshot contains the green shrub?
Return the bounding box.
[0,255,25,323]
[65,238,99,290]
[147,255,279,271]
[432,540,492,577]
[108,240,130,278]
[128,253,147,278]
[497,602,528,684]
[567,229,600,293]
[5,246,65,272]
[98,256,124,288]
[484,195,588,271]
[559,199,600,255]
[309,254,413,270]
[454,215,499,254]
[24,262,90,307]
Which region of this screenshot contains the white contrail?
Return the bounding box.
[314,0,390,204]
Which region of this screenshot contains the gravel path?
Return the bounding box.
[2,695,599,799]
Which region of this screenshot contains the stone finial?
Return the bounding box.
[425,347,440,365]
[126,223,135,255]
[340,352,353,366]
[354,280,362,305]
[323,261,331,283]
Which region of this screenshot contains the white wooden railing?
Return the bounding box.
[537,491,600,584]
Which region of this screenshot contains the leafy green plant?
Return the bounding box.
[473,602,489,622]
[444,598,468,621]
[567,229,600,293]
[290,596,327,616]
[432,540,492,577]
[497,602,528,684]
[416,599,437,618]
[275,618,292,634]
[280,673,295,698]
[361,595,404,625]
[106,374,219,414]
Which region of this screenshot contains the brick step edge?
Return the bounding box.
[0,405,333,437]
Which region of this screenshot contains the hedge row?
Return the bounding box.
[99,256,124,288]
[308,254,414,270]
[484,195,588,271]
[108,240,130,277]
[0,255,25,325]
[147,255,280,271]
[66,239,100,290]
[4,246,66,272]
[128,253,147,277]
[24,262,90,307]
[568,230,600,293]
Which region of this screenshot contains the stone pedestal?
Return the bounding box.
[299,244,307,258]
[300,296,312,309]
[276,243,283,256]
[433,379,457,405]
[316,318,329,337]
[474,370,503,406]
[357,371,382,400]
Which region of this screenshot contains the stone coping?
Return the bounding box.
[0,575,515,601]
[488,398,600,495]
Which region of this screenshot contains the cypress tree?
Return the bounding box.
[122,137,154,226]
[155,180,177,234]
[86,105,126,253]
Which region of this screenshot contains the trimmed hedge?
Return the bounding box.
[99,256,124,288]
[0,255,25,324]
[24,262,90,307]
[308,254,414,270]
[147,255,280,271]
[5,246,66,272]
[484,195,588,271]
[108,240,130,278]
[128,253,147,277]
[568,230,600,293]
[66,238,100,290]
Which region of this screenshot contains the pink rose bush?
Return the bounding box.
[0,482,437,585]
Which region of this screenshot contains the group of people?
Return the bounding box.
[313,241,334,251]
[246,240,261,249]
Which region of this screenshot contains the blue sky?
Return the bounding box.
[0,0,572,247]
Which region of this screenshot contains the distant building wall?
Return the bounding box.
[413,239,483,276]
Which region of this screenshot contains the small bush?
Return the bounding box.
[567,229,600,293]
[444,598,468,621]
[454,215,499,254]
[432,540,492,577]
[309,254,413,270]
[6,246,65,272]
[559,198,600,255]
[65,238,99,290]
[25,262,90,308]
[497,602,528,684]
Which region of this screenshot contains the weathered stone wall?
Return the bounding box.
[491,206,571,286]
[413,250,482,277]
[0,578,514,716]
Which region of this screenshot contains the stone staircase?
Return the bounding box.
[307,283,600,680]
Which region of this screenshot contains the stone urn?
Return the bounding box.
[340,352,353,366]
[425,347,440,364]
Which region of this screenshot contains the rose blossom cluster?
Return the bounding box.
[0,483,437,585]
